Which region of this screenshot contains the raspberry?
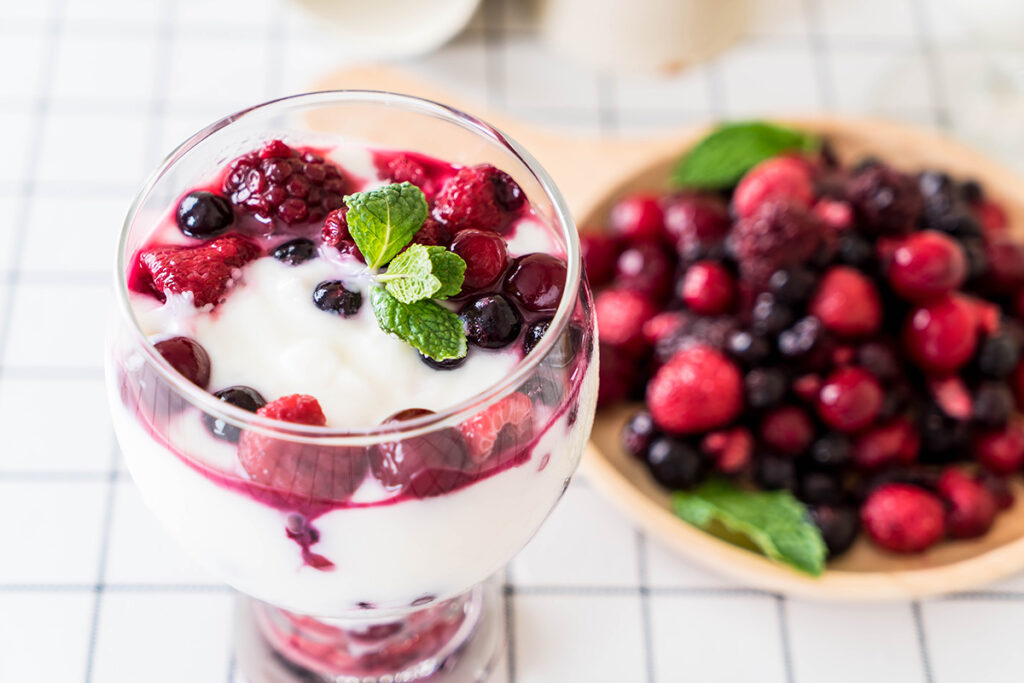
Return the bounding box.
[759,406,814,456]
[732,156,814,219]
[614,241,674,302]
[861,483,945,553]
[609,193,664,243]
[974,422,1024,474]
[662,192,731,260]
[580,232,620,287]
[647,345,743,434]
[816,366,883,432]
[729,199,823,286]
[137,234,259,307]
[937,468,997,539]
[321,207,350,246]
[459,392,533,463]
[848,164,923,235]
[808,266,882,337]
[433,164,515,232]
[701,426,753,473]
[886,231,967,302]
[903,294,978,373]
[237,395,369,502]
[595,288,658,354]
[223,141,346,226]
[680,261,735,315]
[852,417,919,469]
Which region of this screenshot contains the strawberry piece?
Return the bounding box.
[647,345,743,435]
[733,156,814,219]
[938,468,997,539]
[459,392,533,463]
[137,234,259,307]
[861,483,945,553]
[238,395,368,502]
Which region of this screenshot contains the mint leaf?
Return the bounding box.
[672,479,826,576]
[379,244,467,304]
[673,122,820,189]
[370,287,467,361]
[344,182,429,269]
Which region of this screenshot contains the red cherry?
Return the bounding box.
[613,241,674,302]
[903,294,978,373]
[154,337,211,389]
[662,193,730,259]
[759,406,814,456]
[609,193,664,243]
[450,229,509,293]
[680,261,735,315]
[816,366,883,432]
[974,422,1024,474]
[579,232,619,287]
[886,231,967,302]
[503,253,567,312]
[938,468,997,539]
[852,417,919,469]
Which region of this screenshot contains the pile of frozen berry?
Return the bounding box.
[588,143,1024,557]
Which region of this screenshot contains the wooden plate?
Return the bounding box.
[317,67,1024,600]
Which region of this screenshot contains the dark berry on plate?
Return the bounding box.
[777,316,823,358]
[856,342,901,382]
[885,231,966,302]
[918,170,953,198]
[610,193,664,243]
[272,238,317,265]
[645,436,704,489]
[419,352,468,371]
[751,293,794,336]
[755,453,797,491]
[930,207,982,239]
[809,433,851,468]
[595,288,658,354]
[203,385,267,443]
[903,294,977,373]
[580,232,620,287]
[662,192,731,260]
[370,408,472,492]
[976,331,1020,378]
[809,266,882,338]
[798,469,842,505]
[450,229,509,293]
[861,483,945,553]
[726,330,772,366]
[680,261,735,315]
[504,253,568,313]
[137,234,260,308]
[622,411,658,459]
[732,156,814,219]
[646,345,743,434]
[836,231,873,268]
[768,267,816,304]
[974,422,1024,474]
[810,504,860,558]
[729,199,823,286]
[847,164,923,235]
[459,294,523,349]
[313,280,362,317]
[938,468,997,539]
[176,190,233,239]
[154,336,211,388]
[959,179,984,204]
[816,366,883,433]
[973,382,1014,428]
[744,368,787,410]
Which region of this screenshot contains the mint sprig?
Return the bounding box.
[672,479,826,576]
[378,244,466,304]
[673,122,820,189]
[345,182,430,269]
[342,183,468,361]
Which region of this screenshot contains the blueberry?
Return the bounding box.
[459,294,523,349]
[977,332,1020,378]
[809,504,859,558]
[837,232,872,268]
[755,454,796,492]
[768,268,817,304]
[778,316,823,358]
[419,352,467,371]
[203,385,267,443]
[313,280,362,317]
[808,434,851,468]
[973,382,1014,428]
[744,368,787,410]
[622,411,658,459]
[726,330,772,366]
[751,292,794,336]
[175,190,234,239]
[645,437,704,490]
[272,238,317,265]
[798,469,842,505]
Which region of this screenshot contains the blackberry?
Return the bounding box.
[755,454,797,492]
[726,330,772,366]
[798,469,843,505]
[837,231,873,268]
[848,164,923,235]
[768,267,817,304]
[751,293,794,336]
[744,368,787,410]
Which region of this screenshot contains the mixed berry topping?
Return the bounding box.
[596,127,1024,558]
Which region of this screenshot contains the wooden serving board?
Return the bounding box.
[315,66,1024,600]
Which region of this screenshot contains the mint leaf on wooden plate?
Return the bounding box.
[673,122,820,190]
[370,287,467,361]
[344,182,430,269]
[379,244,467,304]
[672,479,827,576]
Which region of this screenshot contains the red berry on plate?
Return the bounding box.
[642,311,691,347]
[137,234,260,308]
[701,426,752,474]
[459,392,533,463]
[662,192,730,259]
[937,468,997,539]
[450,229,509,293]
[504,253,568,312]
[886,231,967,302]
[759,406,814,456]
[613,241,674,302]
[983,238,1024,292]
[609,193,664,243]
[861,483,945,553]
[928,375,973,420]
[580,232,620,287]
[597,343,637,407]
[733,156,814,219]
[974,422,1024,474]
[816,366,883,432]
[903,294,978,373]
[595,288,658,354]
[647,345,743,434]
[809,266,882,337]
[851,417,919,469]
[680,261,735,315]
[812,198,854,231]
[976,200,1008,234]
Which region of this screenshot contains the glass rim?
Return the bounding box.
[114,90,584,443]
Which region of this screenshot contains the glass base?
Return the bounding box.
[234,577,503,683]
